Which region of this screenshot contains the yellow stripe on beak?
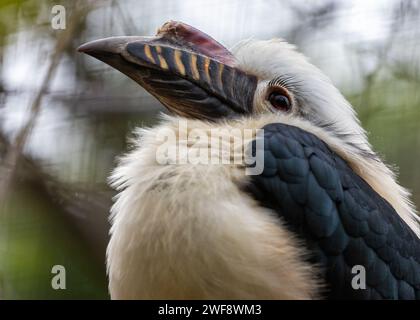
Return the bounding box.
[190,54,200,80]
[143,44,156,64]
[155,46,168,70]
[173,50,186,76]
[218,63,224,89]
[203,57,211,82]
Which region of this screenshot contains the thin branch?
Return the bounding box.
[0,2,90,203]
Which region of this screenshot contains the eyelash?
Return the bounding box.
[268,75,303,91]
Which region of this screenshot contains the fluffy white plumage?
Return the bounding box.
[106,39,419,299]
[232,39,419,234]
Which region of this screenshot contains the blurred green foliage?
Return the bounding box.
[1,183,108,299]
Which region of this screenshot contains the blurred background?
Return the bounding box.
[0,0,419,299]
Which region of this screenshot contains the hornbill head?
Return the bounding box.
[79,21,419,234]
[78,21,366,153]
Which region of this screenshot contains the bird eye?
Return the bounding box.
[268,91,291,112]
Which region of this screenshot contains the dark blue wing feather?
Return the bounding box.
[246,123,420,299]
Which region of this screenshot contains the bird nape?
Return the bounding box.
[79,21,420,300]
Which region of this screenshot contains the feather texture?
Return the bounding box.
[246,122,420,299]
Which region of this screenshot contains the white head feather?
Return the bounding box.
[231,38,420,236]
[233,39,370,154]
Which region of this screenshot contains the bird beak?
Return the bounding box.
[78,21,257,120]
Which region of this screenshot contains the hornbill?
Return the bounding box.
[79,21,420,299]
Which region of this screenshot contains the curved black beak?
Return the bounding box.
[78,21,257,120]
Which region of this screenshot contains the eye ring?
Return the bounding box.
[267,87,292,112]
